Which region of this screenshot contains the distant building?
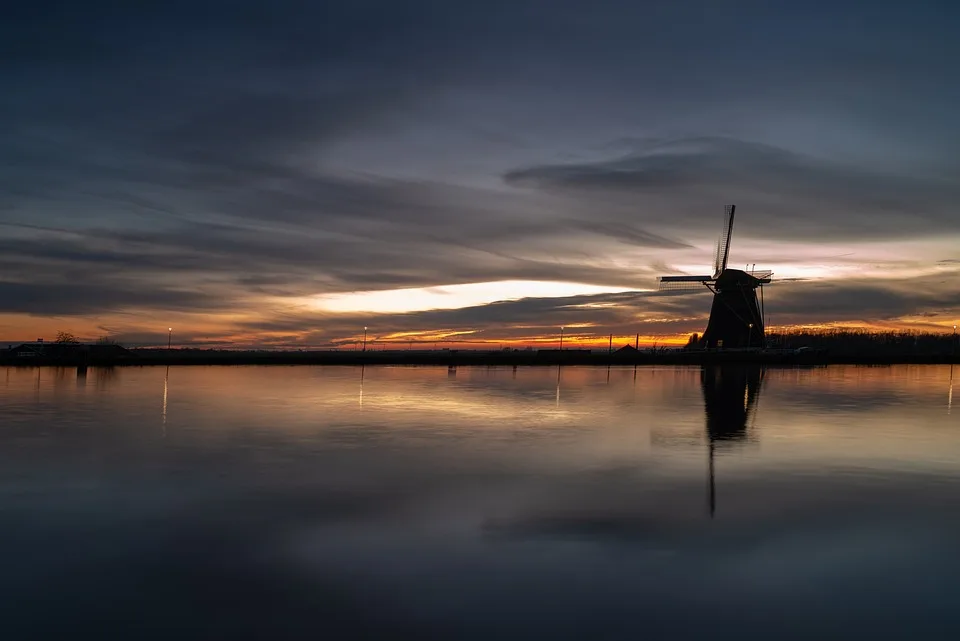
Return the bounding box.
[14,342,45,358]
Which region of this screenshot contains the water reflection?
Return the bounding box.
[1,365,960,640]
[555,365,562,407]
[161,366,169,434]
[94,366,117,390]
[702,365,764,518]
[702,365,763,442]
[950,364,954,415]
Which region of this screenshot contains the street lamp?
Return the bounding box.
[363,326,368,353]
[559,326,564,351]
[953,325,957,357]
[747,323,753,350]
[167,327,172,350]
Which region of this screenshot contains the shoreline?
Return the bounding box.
[3,349,959,367]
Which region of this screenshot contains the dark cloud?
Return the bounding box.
[765,278,960,323]
[0,281,218,317]
[504,137,960,240]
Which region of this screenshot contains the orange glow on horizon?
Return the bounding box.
[2,311,958,351]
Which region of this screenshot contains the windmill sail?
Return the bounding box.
[658,274,714,291]
[713,204,736,278]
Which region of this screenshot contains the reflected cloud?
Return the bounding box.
[7,359,960,629]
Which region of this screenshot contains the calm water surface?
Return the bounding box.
[2,364,959,640]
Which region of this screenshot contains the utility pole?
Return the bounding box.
[363,327,367,352]
[559,326,564,351]
[635,334,639,350]
[167,328,172,350]
[608,334,613,354]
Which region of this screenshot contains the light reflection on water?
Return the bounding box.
[1,364,960,640]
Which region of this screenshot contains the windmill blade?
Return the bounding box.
[714,204,736,277]
[713,231,723,279]
[659,281,709,291]
[658,275,714,291]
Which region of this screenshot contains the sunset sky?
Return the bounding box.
[3,0,959,348]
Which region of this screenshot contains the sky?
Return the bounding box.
[2,0,959,348]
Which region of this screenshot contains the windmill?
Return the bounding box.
[658,205,772,349]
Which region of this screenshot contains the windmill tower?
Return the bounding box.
[658,205,772,349]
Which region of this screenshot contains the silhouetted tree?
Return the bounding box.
[55,331,79,344]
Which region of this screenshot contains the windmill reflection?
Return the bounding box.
[702,365,764,518]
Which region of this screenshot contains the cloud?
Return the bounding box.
[0,281,219,317]
[504,137,960,241]
[1,0,959,341]
[218,268,960,347]
[229,289,715,346]
[765,277,960,323]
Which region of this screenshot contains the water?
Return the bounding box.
[2,364,959,640]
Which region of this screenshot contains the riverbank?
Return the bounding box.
[3,348,959,367]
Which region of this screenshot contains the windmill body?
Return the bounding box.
[658,206,772,349]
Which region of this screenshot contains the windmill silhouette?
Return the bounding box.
[658,205,772,349]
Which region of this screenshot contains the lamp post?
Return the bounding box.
[363,326,368,353]
[953,325,957,357]
[559,326,564,351]
[747,323,753,350]
[167,328,172,350]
